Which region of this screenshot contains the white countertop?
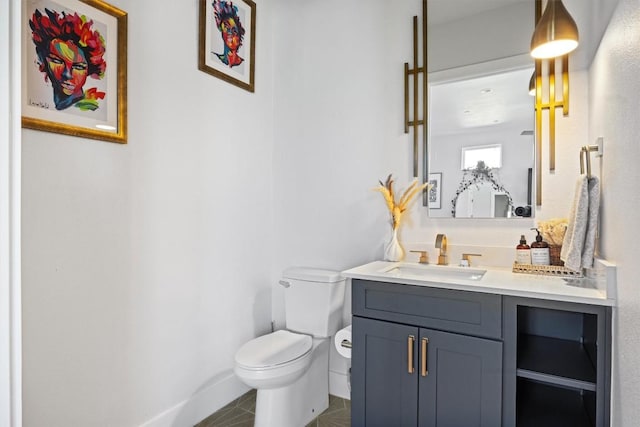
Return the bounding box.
[342,260,616,306]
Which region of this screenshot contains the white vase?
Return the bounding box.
[384,227,405,262]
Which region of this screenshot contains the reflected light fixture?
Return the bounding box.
[528,72,536,96]
[530,0,579,58]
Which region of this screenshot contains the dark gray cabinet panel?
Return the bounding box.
[353,279,502,339]
[418,328,502,427]
[351,316,418,427]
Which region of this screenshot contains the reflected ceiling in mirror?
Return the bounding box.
[431,69,533,136]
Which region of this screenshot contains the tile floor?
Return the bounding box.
[195,389,351,427]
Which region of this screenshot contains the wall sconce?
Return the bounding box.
[531,0,579,59]
[531,0,576,206]
[403,0,427,180]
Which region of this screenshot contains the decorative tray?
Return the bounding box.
[512,262,583,278]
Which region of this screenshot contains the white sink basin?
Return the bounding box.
[381,263,487,281]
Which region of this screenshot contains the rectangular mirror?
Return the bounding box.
[425,0,536,219]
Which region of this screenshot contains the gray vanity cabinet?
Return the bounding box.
[351,279,503,427]
[350,278,612,427]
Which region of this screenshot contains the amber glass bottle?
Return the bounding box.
[530,228,550,265]
[516,235,532,264]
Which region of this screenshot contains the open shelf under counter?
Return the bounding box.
[517,378,596,427]
[517,334,597,390]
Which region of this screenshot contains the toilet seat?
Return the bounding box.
[234,330,315,390]
[235,330,312,370]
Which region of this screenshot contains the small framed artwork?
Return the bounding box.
[428,172,442,209]
[22,0,128,143]
[199,0,256,92]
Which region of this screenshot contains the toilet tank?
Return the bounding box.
[282,267,346,338]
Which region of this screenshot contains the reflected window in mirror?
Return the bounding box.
[461,144,502,170]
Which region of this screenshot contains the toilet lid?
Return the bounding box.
[235,330,312,369]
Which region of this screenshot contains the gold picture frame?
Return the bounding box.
[22,0,127,143]
[198,0,256,92]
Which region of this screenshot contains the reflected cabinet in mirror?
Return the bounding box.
[425,0,535,218]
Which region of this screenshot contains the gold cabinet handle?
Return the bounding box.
[421,337,429,377]
[408,335,415,374]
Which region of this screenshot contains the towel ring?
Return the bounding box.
[580,145,599,178]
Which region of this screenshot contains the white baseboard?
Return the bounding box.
[139,370,250,427]
[139,365,350,427]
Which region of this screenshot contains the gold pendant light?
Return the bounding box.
[530,0,579,59]
[531,0,574,206]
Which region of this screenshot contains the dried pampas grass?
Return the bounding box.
[374,174,430,229]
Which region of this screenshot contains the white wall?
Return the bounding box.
[1,0,22,425]
[588,0,640,424]
[271,0,419,325]
[21,0,274,426]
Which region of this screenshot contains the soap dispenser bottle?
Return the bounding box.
[530,228,550,265]
[516,235,532,265]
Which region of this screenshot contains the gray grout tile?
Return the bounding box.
[217,410,255,427]
[236,392,256,414]
[199,409,244,426]
[196,390,350,427]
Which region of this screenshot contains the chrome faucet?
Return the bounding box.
[435,234,448,265]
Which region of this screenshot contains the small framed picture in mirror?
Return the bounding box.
[428,173,442,209]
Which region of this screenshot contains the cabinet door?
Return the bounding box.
[352,316,419,427]
[418,328,502,427]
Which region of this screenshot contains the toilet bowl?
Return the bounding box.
[235,334,330,427]
[234,330,313,390]
[234,267,346,427]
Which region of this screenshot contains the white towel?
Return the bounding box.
[582,176,600,268]
[561,175,600,271]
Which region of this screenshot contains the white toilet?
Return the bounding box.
[234,267,346,427]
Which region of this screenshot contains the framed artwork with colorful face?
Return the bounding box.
[22,0,127,143]
[199,0,256,92]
